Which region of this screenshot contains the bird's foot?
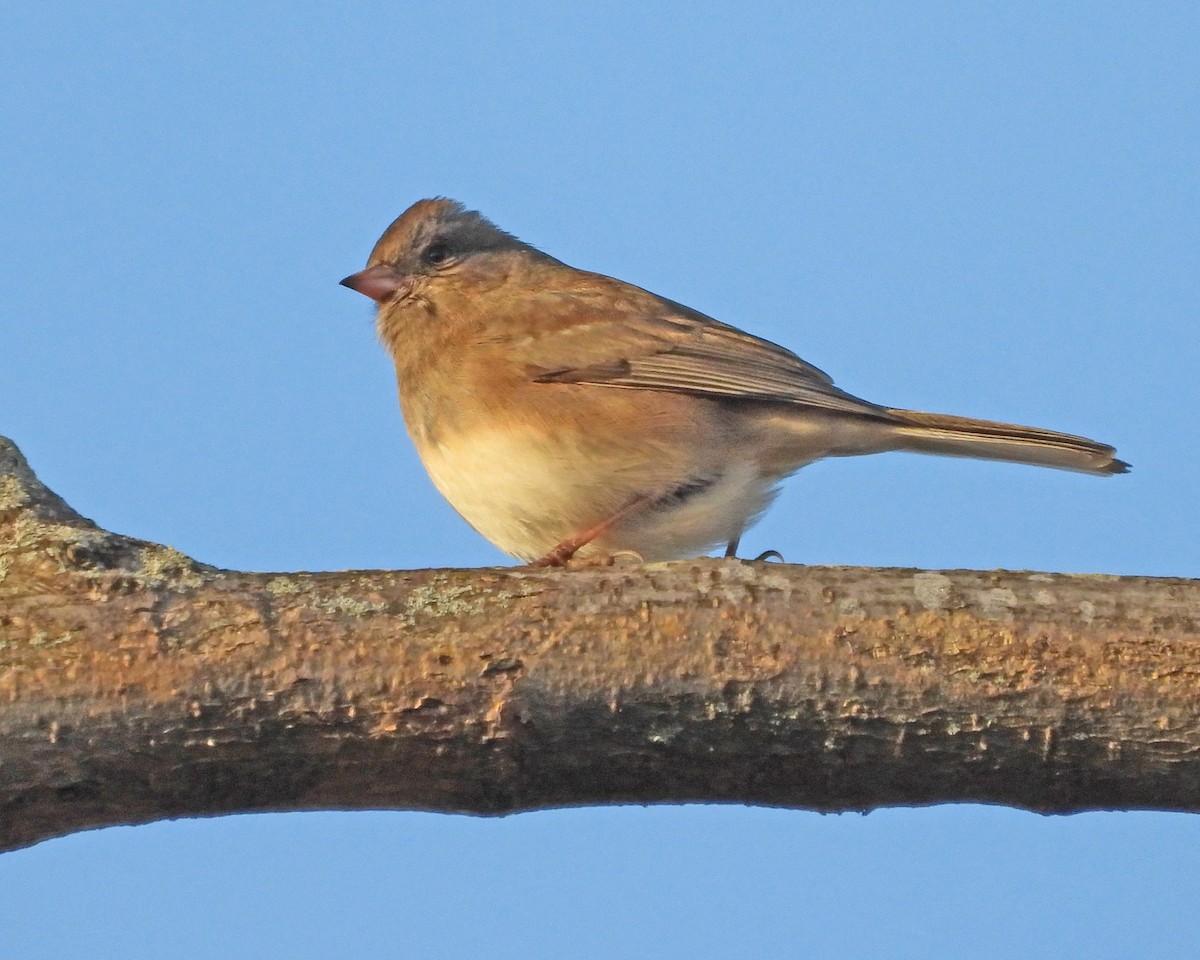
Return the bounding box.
[723,536,785,563]
[530,548,645,569]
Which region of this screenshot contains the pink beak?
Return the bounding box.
[339,263,406,303]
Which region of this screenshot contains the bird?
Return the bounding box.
[341,198,1127,566]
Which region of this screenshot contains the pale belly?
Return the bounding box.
[416,424,782,562]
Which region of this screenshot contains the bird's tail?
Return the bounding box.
[885,409,1129,476]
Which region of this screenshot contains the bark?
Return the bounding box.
[0,435,1197,854]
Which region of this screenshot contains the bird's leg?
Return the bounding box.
[532,493,659,567]
[726,537,784,563]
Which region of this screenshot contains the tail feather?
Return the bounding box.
[886,408,1129,476]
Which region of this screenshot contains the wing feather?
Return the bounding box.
[520,274,889,419]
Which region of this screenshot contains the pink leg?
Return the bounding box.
[532,493,659,567]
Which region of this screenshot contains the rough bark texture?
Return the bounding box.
[1,435,1197,853]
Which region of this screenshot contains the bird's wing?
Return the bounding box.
[518,273,890,419]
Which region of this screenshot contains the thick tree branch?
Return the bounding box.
[0,435,1197,852]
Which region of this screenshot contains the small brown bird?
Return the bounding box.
[342,199,1127,565]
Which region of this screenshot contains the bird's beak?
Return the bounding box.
[339,263,407,303]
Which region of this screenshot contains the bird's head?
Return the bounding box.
[340,198,536,305]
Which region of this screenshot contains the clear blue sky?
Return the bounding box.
[3,3,1198,957]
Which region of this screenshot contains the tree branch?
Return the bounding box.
[1,435,1197,852]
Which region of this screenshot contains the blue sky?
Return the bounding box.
[2,3,1198,957]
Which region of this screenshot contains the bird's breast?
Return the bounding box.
[414,422,625,561]
[411,412,782,562]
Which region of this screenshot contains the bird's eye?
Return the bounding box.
[423,243,451,266]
